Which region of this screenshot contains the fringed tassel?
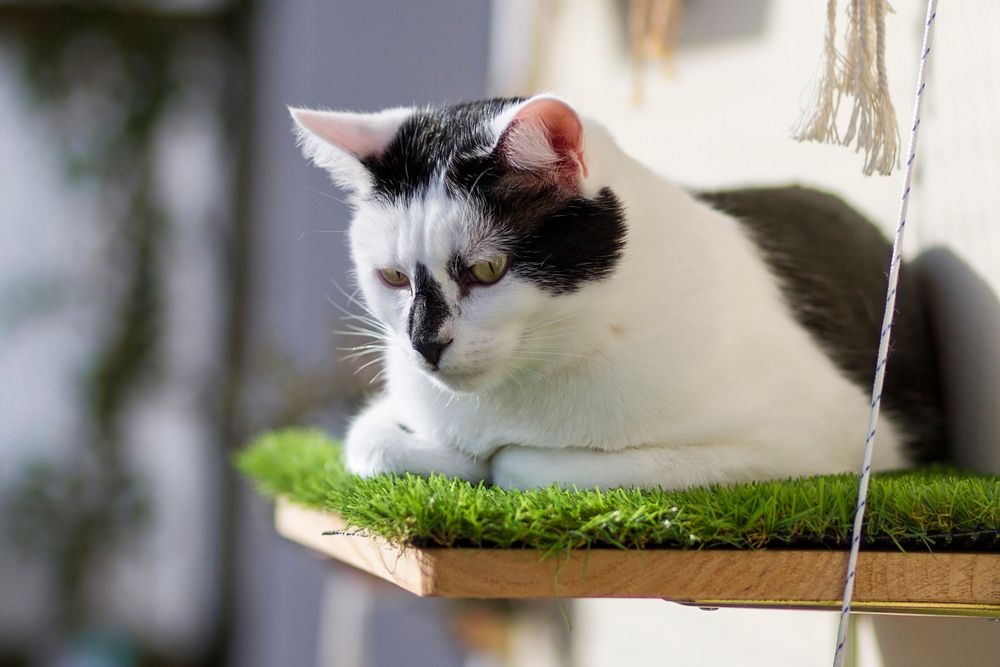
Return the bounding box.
[792,0,843,144]
[842,0,900,174]
[629,0,683,105]
[794,0,901,175]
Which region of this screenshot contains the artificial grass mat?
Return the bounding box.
[237,428,1000,553]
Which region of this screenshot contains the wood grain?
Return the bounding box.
[275,499,1000,616]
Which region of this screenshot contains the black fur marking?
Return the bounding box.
[407,263,450,352]
[699,186,946,463]
[493,187,627,295]
[448,136,628,294]
[362,98,523,203]
[362,97,629,295]
[397,423,414,434]
[446,252,471,297]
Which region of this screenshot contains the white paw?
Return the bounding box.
[345,417,489,482]
[343,430,397,477]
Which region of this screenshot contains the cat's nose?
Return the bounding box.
[413,338,452,368]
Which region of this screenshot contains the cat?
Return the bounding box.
[290,94,944,490]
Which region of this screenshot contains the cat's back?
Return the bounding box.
[698,186,946,463]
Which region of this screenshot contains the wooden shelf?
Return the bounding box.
[275,498,1000,617]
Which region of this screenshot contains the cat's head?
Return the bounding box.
[291,96,627,392]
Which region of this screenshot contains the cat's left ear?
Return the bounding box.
[289,106,413,192]
[492,95,588,193]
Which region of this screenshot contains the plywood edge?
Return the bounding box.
[274,500,1000,616]
[274,497,435,596]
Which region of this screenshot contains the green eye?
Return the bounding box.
[469,255,509,285]
[377,268,410,288]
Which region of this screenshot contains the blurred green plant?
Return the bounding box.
[3,7,171,632]
[1,2,248,644]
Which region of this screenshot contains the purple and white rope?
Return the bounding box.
[831,2,938,665]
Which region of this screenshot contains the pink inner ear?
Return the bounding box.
[500,98,588,188]
[291,108,401,160]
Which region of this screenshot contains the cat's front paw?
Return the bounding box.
[345,406,489,482]
[344,420,410,477]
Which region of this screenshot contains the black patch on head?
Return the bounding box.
[361,97,628,295]
[450,138,628,293]
[407,263,450,344]
[442,177,628,295]
[495,188,627,295]
[698,186,946,463]
[362,98,523,203]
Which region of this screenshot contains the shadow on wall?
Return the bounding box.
[916,247,1000,473]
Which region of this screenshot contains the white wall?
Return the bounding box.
[915,2,1000,475]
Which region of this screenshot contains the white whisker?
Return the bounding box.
[333,328,389,340]
[339,348,387,362]
[520,308,585,332]
[339,316,392,334]
[306,186,351,206]
[328,280,383,321]
[519,330,586,343]
[353,355,385,376]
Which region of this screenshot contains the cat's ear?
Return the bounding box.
[289,106,413,192]
[493,95,588,192]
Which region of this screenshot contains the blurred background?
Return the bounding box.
[1,1,998,666]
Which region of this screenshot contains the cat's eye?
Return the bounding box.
[469,255,509,285]
[377,268,410,288]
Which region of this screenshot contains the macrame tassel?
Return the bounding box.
[794,0,901,176]
[842,0,900,175]
[792,0,842,144]
[629,0,683,105]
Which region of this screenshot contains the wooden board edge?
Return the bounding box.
[274,500,1000,616]
[274,497,435,596]
[673,600,1000,618]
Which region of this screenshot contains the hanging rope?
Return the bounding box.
[832,2,938,665]
[794,0,843,144]
[628,0,683,104]
[794,0,901,175]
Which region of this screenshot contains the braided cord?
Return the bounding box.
[832,2,939,665]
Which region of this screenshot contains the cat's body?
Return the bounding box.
[291,95,944,490]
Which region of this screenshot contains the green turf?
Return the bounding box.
[236,428,1000,553]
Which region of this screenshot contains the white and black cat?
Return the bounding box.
[290,95,944,490]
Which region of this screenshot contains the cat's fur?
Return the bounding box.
[291,95,944,490]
